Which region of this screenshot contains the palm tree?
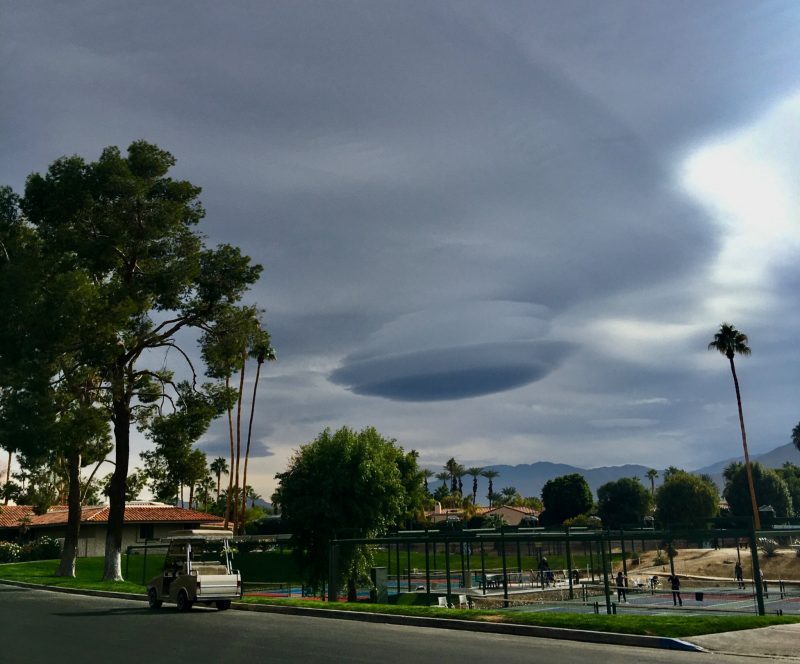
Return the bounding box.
[708,323,760,528]
[481,469,499,506]
[454,464,466,496]
[421,469,434,493]
[246,486,261,508]
[209,457,229,502]
[646,469,658,496]
[500,486,520,505]
[435,471,450,490]
[466,467,483,504]
[195,476,215,511]
[240,327,275,534]
[444,458,460,494]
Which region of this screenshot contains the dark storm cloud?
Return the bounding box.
[2,1,800,491]
[198,436,275,460]
[330,340,572,401]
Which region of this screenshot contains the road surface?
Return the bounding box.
[0,585,757,664]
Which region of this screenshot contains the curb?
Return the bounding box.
[0,580,703,652]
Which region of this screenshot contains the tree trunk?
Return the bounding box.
[223,375,235,529]
[233,350,247,533]
[729,357,761,529]
[240,358,263,535]
[103,378,131,582]
[57,448,82,577]
[3,450,11,505]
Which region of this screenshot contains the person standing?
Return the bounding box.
[668,573,682,606]
[734,561,744,589]
[616,571,627,602]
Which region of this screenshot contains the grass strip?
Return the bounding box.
[238,595,800,638]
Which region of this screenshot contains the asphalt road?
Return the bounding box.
[0,585,759,664]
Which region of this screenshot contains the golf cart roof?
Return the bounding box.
[166,529,234,540]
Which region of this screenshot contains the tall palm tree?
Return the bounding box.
[209,457,229,502]
[421,469,434,493]
[646,469,658,496]
[435,471,449,490]
[444,458,460,494]
[466,467,483,504]
[481,469,499,506]
[240,328,275,534]
[454,464,466,496]
[708,323,760,528]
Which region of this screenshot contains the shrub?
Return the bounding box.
[0,541,21,563]
[758,538,780,557]
[19,536,62,561]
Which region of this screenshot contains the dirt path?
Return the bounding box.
[623,546,800,581]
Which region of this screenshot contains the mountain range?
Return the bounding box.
[475,443,800,498]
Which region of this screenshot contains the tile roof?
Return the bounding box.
[0,505,34,528]
[1,505,223,529]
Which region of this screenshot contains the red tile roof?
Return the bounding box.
[0,505,222,529]
[0,505,34,528]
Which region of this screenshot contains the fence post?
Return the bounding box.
[565,527,574,600]
[480,539,487,596]
[600,531,612,615]
[424,537,431,597]
[749,522,765,616]
[500,527,509,603]
[445,536,452,598]
[327,541,338,603]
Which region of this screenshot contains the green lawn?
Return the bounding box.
[3,557,799,639]
[0,559,144,594]
[237,595,800,638]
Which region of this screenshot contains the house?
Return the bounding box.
[424,502,540,527]
[0,505,35,536]
[0,501,224,556]
[478,505,539,526]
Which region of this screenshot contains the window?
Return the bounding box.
[139,524,155,540]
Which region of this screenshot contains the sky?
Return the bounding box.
[2,1,800,501]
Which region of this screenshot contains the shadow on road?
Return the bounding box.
[54,606,218,618]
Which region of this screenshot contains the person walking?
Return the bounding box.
[668,573,682,606]
[734,561,744,589]
[616,571,627,602]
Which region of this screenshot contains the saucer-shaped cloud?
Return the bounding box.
[329,302,572,401]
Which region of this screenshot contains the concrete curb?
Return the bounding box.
[0,580,703,652]
[233,602,704,651]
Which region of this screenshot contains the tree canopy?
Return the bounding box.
[3,142,262,580]
[655,470,719,527]
[272,426,423,598]
[723,462,792,518]
[539,473,593,526]
[597,477,652,529]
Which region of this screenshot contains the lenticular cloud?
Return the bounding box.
[329,301,573,401]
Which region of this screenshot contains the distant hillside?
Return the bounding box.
[463,443,800,499]
[476,462,655,499]
[692,442,800,490]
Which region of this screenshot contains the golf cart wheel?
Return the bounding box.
[216,600,231,611]
[148,588,162,610]
[177,590,193,612]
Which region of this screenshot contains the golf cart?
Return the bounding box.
[147,529,242,611]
